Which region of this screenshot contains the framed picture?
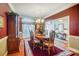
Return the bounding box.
[0,16,4,28]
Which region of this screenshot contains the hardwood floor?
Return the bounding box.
[7,40,25,56]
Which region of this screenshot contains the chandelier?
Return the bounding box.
[35,17,44,23]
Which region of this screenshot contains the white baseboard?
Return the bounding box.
[68,47,79,53]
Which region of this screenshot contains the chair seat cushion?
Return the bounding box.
[34,39,40,43]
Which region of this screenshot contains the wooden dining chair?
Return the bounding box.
[30,31,40,49]
[43,30,55,55]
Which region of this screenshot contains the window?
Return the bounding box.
[22,24,35,39]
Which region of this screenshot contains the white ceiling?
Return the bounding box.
[10,3,76,18]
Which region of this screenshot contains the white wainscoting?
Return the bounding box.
[68,35,79,53]
[0,36,8,56]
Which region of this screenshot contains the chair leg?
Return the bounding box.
[42,45,44,50]
[32,43,35,49]
[52,46,55,53]
[48,47,50,55]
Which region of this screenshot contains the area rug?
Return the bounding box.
[28,41,63,56]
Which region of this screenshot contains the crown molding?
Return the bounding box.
[44,4,77,19]
[8,3,16,12]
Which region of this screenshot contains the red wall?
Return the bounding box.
[46,4,79,36]
[0,3,9,38]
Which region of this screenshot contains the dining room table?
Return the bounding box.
[35,34,49,40]
[35,34,49,45]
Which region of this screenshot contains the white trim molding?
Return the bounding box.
[8,3,16,12]
[68,47,79,53]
